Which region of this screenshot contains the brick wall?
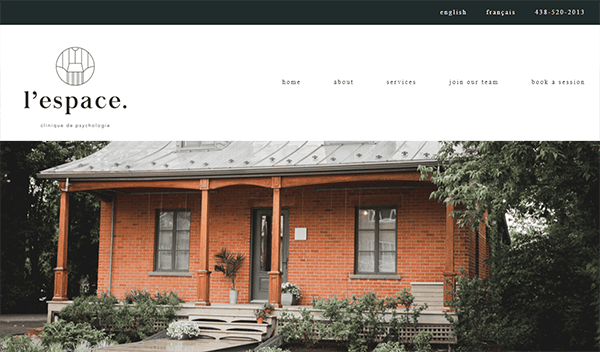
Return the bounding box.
[97,181,485,304]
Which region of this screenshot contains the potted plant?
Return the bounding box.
[166,321,201,340]
[214,248,246,304]
[253,307,267,324]
[263,302,275,315]
[281,282,301,306]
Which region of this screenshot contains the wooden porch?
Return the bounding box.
[49,172,458,308]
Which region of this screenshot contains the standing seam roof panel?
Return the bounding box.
[38,141,441,178]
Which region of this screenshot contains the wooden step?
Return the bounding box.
[182,306,264,316]
[194,321,270,334]
[190,314,255,324]
[196,329,266,342]
[182,305,278,342]
[188,314,276,342]
[190,315,275,325]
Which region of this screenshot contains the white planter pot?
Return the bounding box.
[229,290,239,304]
[282,293,298,306]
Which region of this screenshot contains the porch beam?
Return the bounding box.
[269,177,282,308]
[67,179,203,192]
[210,177,272,190]
[53,188,69,301]
[196,179,211,306]
[443,203,456,308]
[282,171,423,188]
[63,171,424,192]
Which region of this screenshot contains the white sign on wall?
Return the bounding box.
[295,228,307,241]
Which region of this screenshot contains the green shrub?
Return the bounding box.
[124,288,153,304]
[47,342,67,352]
[0,335,45,352]
[94,339,117,349]
[412,331,433,352]
[493,227,598,351]
[312,290,428,352]
[123,288,183,305]
[443,269,499,351]
[278,308,319,347]
[58,293,180,344]
[72,340,92,352]
[254,347,291,352]
[387,289,429,342]
[154,289,185,305]
[41,319,107,351]
[372,331,432,352]
[59,295,118,328]
[112,300,178,343]
[373,341,406,352]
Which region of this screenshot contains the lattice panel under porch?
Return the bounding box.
[396,324,456,344]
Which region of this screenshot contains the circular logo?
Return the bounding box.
[56,47,95,86]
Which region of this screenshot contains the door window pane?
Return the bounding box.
[260,215,271,272]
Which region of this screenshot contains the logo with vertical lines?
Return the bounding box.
[56,47,95,86]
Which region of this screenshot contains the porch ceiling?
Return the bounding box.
[38,141,439,181]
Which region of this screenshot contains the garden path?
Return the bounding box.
[0,314,46,336]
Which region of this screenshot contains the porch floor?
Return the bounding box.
[178,303,451,323]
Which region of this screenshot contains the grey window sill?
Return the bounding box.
[349,274,402,280]
[148,271,193,277]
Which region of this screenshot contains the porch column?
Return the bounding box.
[53,187,69,301]
[269,177,282,308]
[443,203,456,308]
[196,179,211,306]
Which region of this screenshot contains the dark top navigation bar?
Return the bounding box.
[1,1,598,24]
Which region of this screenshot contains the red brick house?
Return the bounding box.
[39,141,489,312]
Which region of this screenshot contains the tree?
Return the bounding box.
[419,141,599,351]
[1,141,108,313]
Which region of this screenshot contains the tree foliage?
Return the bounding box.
[419,141,599,350]
[1,141,108,313]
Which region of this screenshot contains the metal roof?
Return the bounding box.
[38,141,439,180]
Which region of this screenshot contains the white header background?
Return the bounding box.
[1,25,598,140]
